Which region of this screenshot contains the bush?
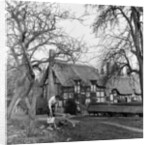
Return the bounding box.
[64,99,77,115]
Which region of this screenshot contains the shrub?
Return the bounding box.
[64,99,77,115]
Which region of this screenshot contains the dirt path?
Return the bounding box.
[100,122,143,133]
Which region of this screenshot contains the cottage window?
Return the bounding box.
[86,92,90,98]
[91,80,97,92]
[74,86,77,93]
[63,93,68,100]
[77,85,80,93]
[96,88,105,97]
[100,91,105,97]
[96,88,105,102]
[110,94,114,101]
[74,80,81,93]
[96,92,100,97]
[74,85,80,93]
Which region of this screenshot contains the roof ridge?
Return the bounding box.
[55,59,96,69]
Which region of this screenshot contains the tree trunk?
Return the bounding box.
[25,100,36,137]
[24,84,43,136]
[7,78,32,119]
[130,7,143,102]
[30,84,43,117]
[7,89,22,119]
[138,57,143,103]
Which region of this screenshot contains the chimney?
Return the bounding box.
[47,49,56,101]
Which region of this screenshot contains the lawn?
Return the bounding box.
[7,116,143,144]
[59,116,143,141]
[74,116,143,129]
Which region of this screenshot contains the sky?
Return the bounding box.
[57,3,101,68]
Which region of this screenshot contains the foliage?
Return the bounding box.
[64,98,77,115]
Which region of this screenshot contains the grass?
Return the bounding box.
[7,116,143,144]
[73,116,143,129]
[59,116,143,141]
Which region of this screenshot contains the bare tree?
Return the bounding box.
[6,0,84,132]
[92,5,143,101]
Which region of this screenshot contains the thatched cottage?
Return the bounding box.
[36,61,106,114]
[99,61,142,103]
[52,61,106,103]
[105,76,142,103]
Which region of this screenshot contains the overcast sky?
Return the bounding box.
[58,3,101,68]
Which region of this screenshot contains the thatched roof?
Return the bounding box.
[106,76,141,95]
[52,62,102,87]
